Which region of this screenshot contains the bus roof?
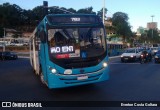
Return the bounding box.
[43,14,103,27]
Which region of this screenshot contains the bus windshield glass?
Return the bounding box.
[48,27,106,59]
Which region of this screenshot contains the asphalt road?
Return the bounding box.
[0,58,160,110]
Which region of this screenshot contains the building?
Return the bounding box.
[104,17,123,44]
[1,28,31,45]
[147,22,158,30]
[136,26,147,36]
[22,32,32,38]
[5,29,21,38]
[104,17,112,27]
[104,17,116,35]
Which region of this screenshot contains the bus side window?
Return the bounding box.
[35,36,40,51]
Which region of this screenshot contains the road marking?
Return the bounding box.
[109,56,120,59]
[110,62,140,65]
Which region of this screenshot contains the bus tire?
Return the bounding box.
[32,59,36,73]
[121,59,124,63]
[39,68,45,85]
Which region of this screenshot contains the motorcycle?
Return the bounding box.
[140,54,147,64]
[140,50,152,64]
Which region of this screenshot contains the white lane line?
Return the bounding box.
[110,63,140,65]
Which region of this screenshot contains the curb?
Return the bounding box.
[109,56,120,59]
[18,56,30,59]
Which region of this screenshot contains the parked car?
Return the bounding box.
[155,50,160,63]
[121,48,141,62]
[3,51,18,60]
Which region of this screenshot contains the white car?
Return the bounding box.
[150,47,158,56]
[121,48,141,62]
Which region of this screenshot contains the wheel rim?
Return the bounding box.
[40,72,45,84]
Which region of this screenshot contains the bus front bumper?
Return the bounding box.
[47,67,109,89]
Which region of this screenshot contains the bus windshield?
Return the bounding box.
[48,27,106,59]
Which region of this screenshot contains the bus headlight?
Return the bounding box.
[64,69,72,75]
[51,68,57,74]
[103,62,108,67]
[49,66,57,74]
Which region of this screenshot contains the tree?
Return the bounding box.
[32,6,44,22]
[112,12,132,42]
[147,29,160,43]
[77,7,96,14]
[67,8,77,14]
[97,8,107,20]
[49,7,70,14]
[0,3,27,29]
[140,32,147,43]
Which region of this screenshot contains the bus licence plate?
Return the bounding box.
[77,75,88,80]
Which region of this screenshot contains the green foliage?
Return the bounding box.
[97,8,107,20]
[138,29,160,44]
[67,8,77,13]
[0,2,135,45]
[0,3,97,33]
[77,7,96,14]
[147,29,160,43]
[112,12,132,42]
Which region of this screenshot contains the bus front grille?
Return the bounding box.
[59,73,103,84]
[65,60,98,68]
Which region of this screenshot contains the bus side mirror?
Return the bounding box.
[40,31,46,43]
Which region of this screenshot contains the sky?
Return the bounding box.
[0,0,160,32]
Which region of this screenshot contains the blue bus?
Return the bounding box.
[30,14,109,89]
[107,42,124,56]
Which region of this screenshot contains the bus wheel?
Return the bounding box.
[32,59,36,73]
[40,71,45,85]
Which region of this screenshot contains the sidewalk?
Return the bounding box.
[109,55,120,59]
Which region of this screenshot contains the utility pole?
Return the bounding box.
[151,15,154,38]
[43,1,48,17]
[103,0,105,24]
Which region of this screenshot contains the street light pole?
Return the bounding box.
[103,0,105,24]
[151,15,154,38]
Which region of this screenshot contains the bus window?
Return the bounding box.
[35,33,40,51]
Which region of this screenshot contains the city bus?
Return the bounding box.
[107,42,124,56]
[29,14,109,89]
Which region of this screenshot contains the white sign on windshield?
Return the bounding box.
[51,46,74,53]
